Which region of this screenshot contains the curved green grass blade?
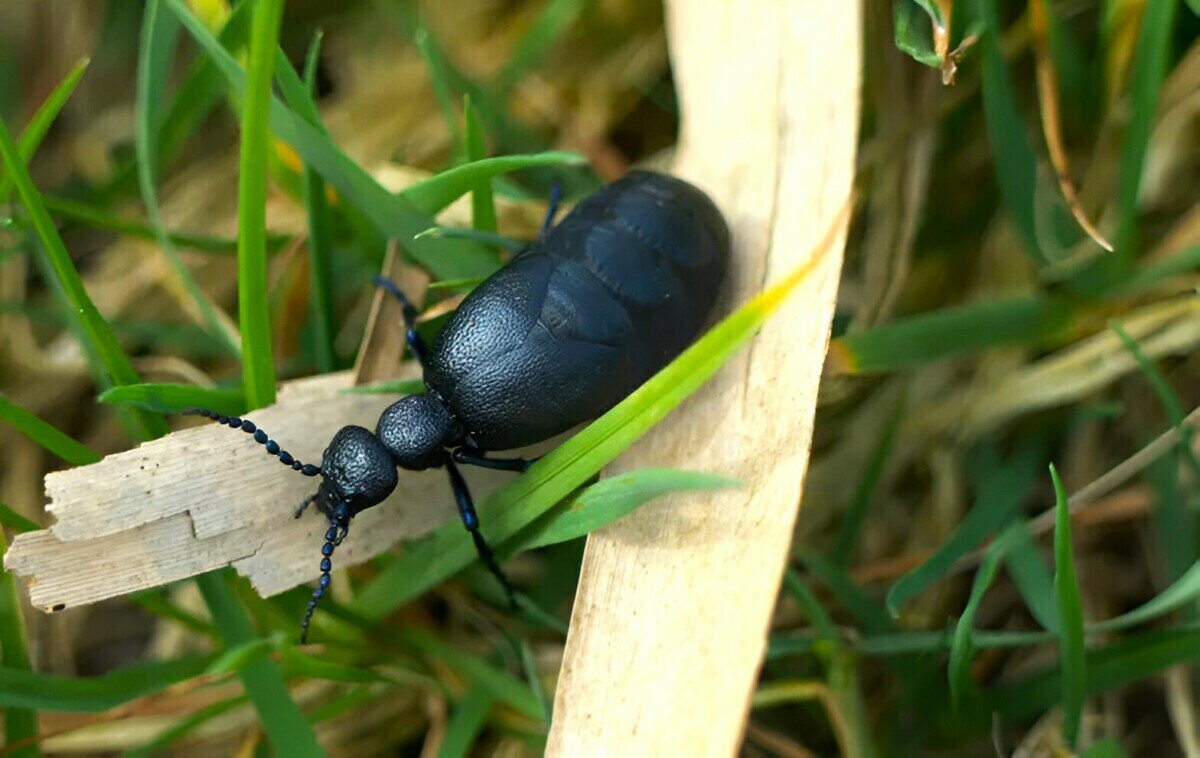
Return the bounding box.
[354,243,831,617]
[0,656,210,711]
[886,441,1042,616]
[136,0,240,359]
[0,519,38,757]
[1003,525,1059,632]
[1113,1,1179,262]
[0,503,40,534]
[401,628,541,721]
[495,0,589,90]
[831,398,903,564]
[970,0,1068,265]
[42,195,264,255]
[234,0,283,410]
[0,57,90,204]
[511,468,740,553]
[415,227,525,253]
[893,0,943,67]
[1111,320,1200,476]
[1050,463,1086,749]
[0,392,100,466]
[948,522,1024,710]
[0,84,167,441]
[196,571,322,757]
[297,31,337,372]
[401,152,585,217]
[439,683,495,758]
[95,377,246,418]
[989,626,1200,723]
[165,0,498,280]
[416,28,463,158]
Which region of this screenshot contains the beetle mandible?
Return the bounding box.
[187,170,730,641]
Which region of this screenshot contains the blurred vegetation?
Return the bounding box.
[0,0,1199,754]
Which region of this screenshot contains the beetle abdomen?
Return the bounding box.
[426,170,730,450]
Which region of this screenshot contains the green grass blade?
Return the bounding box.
[0,58,90,204]
[830,297,1072,373]
[1148,451,1198,617]
[234,0,283,410]
[0,519,38,757]
[1113,1,1179,262]
[495,0,589,90]
[782,568,841,642]
[129,589,218,638]
[415,28,463,158]
[800,552,893,633]
[0,103,167,441]
[948,522,1023,710]
[98,383,246,416]
[1111,320,1200,476]
[0,392,100,465]
[0,656,210,711]
[989,626,1200,723]
[831,398,903,564]
[415,226,525,253]
[1114,245,1200,295]
[463,95,497,233]
[354,245,829,617]
[1003,524,1059,632]
[1089,560,1200,633]
[42,195,262,254]
[196,571,322,756]
[165,0,498,280]
[510,469,739,554]
[1050,463,1086,748]
[0,503,41,534]
[438,683,495,758]
[157,0,254,168]
[135,0,240,359]
[892,0,942,67]
[1081,739,1127,758]
[970,0,1059,264]
[401,628,542,720]
[400,152,585,217]
[296,31,337,372]
[886,441,1042,616]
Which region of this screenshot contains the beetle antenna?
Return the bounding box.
[300,508,349,644]
[182,408,321,477]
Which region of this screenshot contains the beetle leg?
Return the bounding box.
[451,447,538,473]
[538,181,562,238]
[293,492,318,519]
[446,459,518,610]
[372,275,430,367]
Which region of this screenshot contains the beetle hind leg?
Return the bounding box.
[372,275,431,368]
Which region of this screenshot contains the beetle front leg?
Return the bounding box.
[445,459,518,609]
[372,275,431,368]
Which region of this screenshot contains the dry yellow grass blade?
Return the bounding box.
[546,0,860,753]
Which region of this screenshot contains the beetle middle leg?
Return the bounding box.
[372,275,430,367]
[452,447,538,473]
[445,458,518,609]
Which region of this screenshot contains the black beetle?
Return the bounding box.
[188,170,730,641]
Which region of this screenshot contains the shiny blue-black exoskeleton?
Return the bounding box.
[187,170,730,641]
